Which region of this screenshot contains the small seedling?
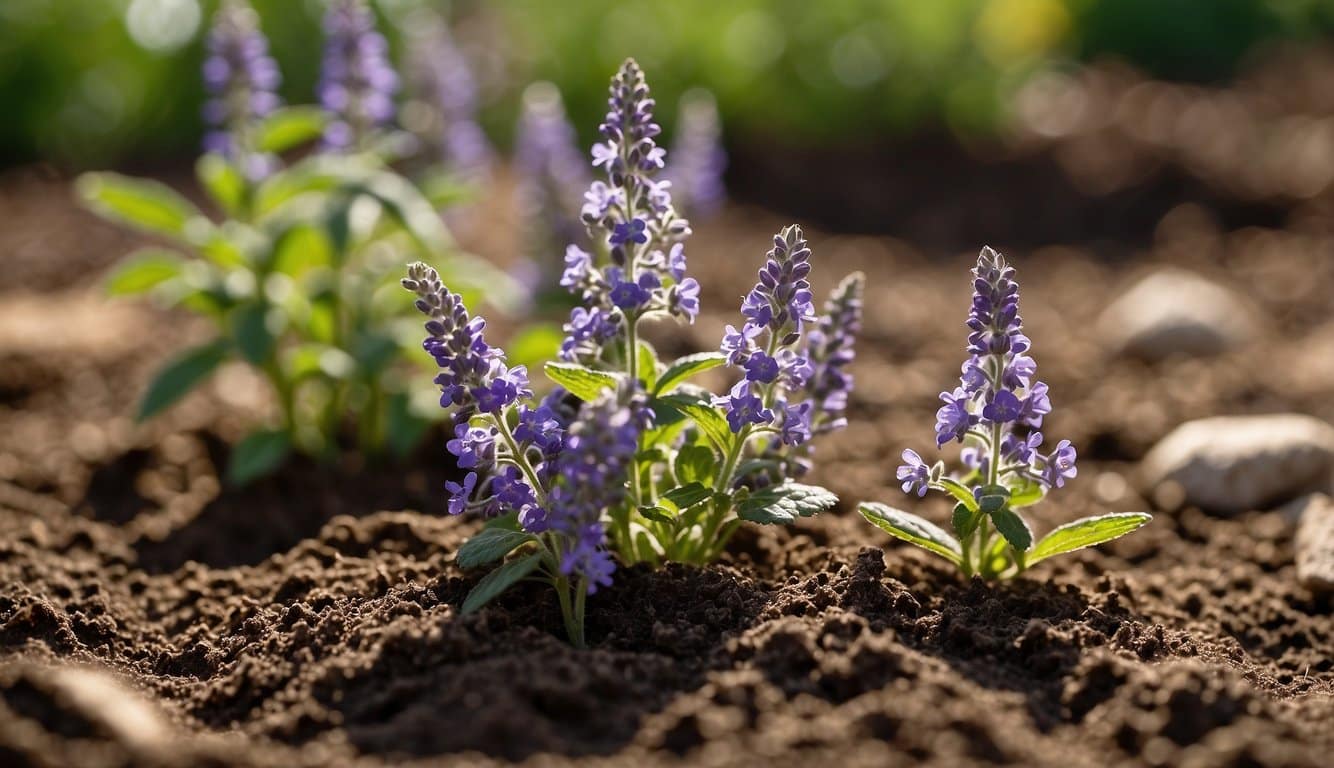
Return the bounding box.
[860,248,1150,577]
[78,0,517,485]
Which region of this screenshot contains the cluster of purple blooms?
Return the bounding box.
[559,59,698,363]
[718,226,820,446]
[319,0,399,152]
[201,0,282,180]
[666,89,727,219]
[897,247,1077,499]
[514,82,591,289]
[404,262,629,594]
[406,21,492,179]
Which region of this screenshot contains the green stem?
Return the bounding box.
[495,415,548,506]
[555,576,587,649]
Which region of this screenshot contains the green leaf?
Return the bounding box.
[253,106,328,154]
[230,304,276,365]
[637,341,659,389]
[76,172,209,242]
[951,502,984,541]
[1008,477,1046,508]
[674,444,716,485]
[663,482,712,511]
[859,502,963,566]
[461,553,542,614]
[637,505,676,524]
[105,249,186,295]
[654,352,726,396]
[977,484,1010,513]
[936,477,979,513]
[738,482,837,525]
[456,528,536,569]
[663,396,732,453]
[544,361,620,401]
[990,506,1034,552]
[196,154,246,216]
[1028,513,1153,565]
[226,429,290,486]
[137,339,231,421]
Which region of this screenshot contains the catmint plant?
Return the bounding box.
[406,60,860,645]
[513,81,590,301]
[666,88,727,218]
[319,0,399,154]
[77,0,518,485]
[860,248,1149,577]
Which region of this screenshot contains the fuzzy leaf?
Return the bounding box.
[77,172,209,242]
[951,502,984,541]
[936,477,979,513]
[253,106,328,154]
[860,502,963,566]
[859,504,965,565]
[196,154,245,216]
[226,429,290,486]
[665,396,732,453]
[654,352,726,395]
[456,528,536,569]
[137,339,231,421]
[663,482,712,511]
[738,482,837,525]
[1009,477,1046,509]
[990,506,1034,552]
[1028,513,1153,565]
[461,553,542,614]
[105,249,186,296]
[637,341,659,389]
[674,444,716,485]
[544,362,621,402]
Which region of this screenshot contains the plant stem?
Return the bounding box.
[494,414,548,506]
[555,576,587,649]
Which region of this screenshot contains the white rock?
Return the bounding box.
[1099,269,1261,360]
[1141,414,1334,514]
[1293,494,1334,593]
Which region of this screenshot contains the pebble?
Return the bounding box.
[1099,268,1261,360]
[1141,414,1334,514]
[1291,494,1334,593]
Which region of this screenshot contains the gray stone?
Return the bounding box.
[1141,414,1334,514]
[1293,494,1334,593]
[1099,268,1261,360]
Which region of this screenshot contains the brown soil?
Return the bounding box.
[3,58,1334,768]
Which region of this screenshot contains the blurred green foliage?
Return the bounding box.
[1,0,1330,168]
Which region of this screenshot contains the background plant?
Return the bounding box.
[860,247,1149,577]
[78,0,519,485]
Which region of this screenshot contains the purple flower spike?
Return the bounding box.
[408,20,493,180]
[557,58,695,365]
[319,0,398,152]
[202,0,282,179]
[666,89,727,218]
[516,82,589,284]
[801,272,864,437]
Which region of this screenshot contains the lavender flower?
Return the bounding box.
[718,225,816,440]
[560,58,695,364]
[666,89,727,218]
[515,82,590,291]
[319,0,398,152]
[406,20,492,179]
[201,0,281,179]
